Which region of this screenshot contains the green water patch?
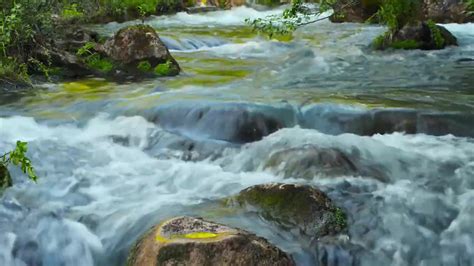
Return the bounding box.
[17,79,117,118]
[163,54,256,89]
[156,26,260,43]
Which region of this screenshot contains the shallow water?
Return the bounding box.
[1,6,474,266]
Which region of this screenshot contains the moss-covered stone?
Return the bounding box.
[101,25,181,78]
[374,21,457,50]
[126,216,295,266]
[229,183,347,237]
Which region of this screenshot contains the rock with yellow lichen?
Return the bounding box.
[126,216,295,266]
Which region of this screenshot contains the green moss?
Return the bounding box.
[332,207,347,229]
[137,60,152,72]
[426,20,444,49]
[372,33,386,49]
[85,54,114,73]
[154,60,173,76]
[390,39,421,49]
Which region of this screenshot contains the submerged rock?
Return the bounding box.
[301,104,474,137]
[126,216,295,266]
[102,25,180,78]
[264,145,389,182]
[150,103,296,143]
[417,113,474,137]
[264,145,358,179]
[230,183,347,237]
[372,109,418,134]
[375,21,458,50]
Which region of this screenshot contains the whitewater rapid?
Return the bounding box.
[1,6,474,266]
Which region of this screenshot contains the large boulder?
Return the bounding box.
[126,216,295,266]
[374,21,458,50]
[101,25,180,77]
[229,183,347,237]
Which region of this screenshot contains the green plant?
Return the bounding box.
[0,56,29,83]
[77,42,114,73]
[1,141,38,188]
[0,0,54,82]
[245,0,339,38]
[62,3,84,20]
[376,0,421,31]
[154,60,172,76]
[466,0,474,14]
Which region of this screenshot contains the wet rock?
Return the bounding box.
[126,216,295,266]
[150,103,296,143]
[372,109,418,134]
[264,145,389,182]
[144,129,235,161]
[0,165,12,192]
[417,113,474,137]
[55,27,101,53]
[32,45,93,78]
[376,22,458,50]
[101,25,180,77]
[264,145,358,179]
[301,104,373,135]
[230,183,347,237]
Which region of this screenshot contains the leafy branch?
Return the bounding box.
[1,141,38,184]
[245,0,342,38]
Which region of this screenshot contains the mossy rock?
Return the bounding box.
[0,164,12,192]
[374,21,458,50]
[126,216,295,266]
[228,183,347,238]
[102,25,180,78]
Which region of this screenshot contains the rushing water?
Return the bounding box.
[1,6,474,266]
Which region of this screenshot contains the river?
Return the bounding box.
[0,6,473,266]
